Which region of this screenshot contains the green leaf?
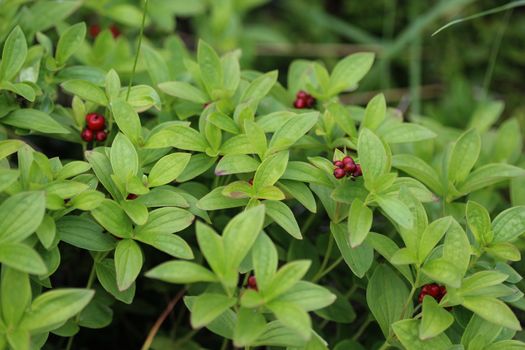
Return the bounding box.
[91,199,133,238]
[223,205,265,272]
[422,259,463,288]
[2,109,70,134]
[419,296,454,340]
[0,243,46,275]
[198,40,223,98]
[391,154,443,194]
[20,289,94,333]
[135,207,194,236]
[265,260,311,301]
[244,120,267,158]
[95,259,135,304]
[253,151,289,190]
[459,270,509,296]
[466,201,492,244]
[462,296,521,330]
[366,265,411,338]
[0,26,27,81]
[265,200,302,239]
[485,242,521,261]
[458,164,525,194]
[358,128,389,189]
[0,140,25,160]
[57,216,115,251]
[1,268,31,326]
[331,222,373,277]
[418,216,452,263]
[120,200,148,226]
[145,125,209,152]
[240,70,278,103]
[190,293,236,328]
[215,154,259,176]
[484,341,525,350]
[267,301,311,341]
[196,221,226,278]
[492,206,525,243]
[278,180,317,213]
[347,198,373,248]
[233,308,267,347]
[209,111,240,134]
[61,80,108,106]
[327,52,375,95]
[148,152,191,186]
[145,261,217,284]
[158,81,208,103]
[361,93,386,130]
[253,321,307,347]
[110,99,143,145]
[252,233,278,292]
[135,231,193,259]
[55,22,86,65]
[468,100,504,133]
[0,191,45,244]
[114,239,143,291]
[393,319,452,350]
[277,281,336,311]
[375,194,413,229]
[461,314,503,349]
[110,133,139,183]
[448,129,481,184]
[268,112,319,153]
[443,220,471,276]
[6,329,29,350]
[380,123,436,144]
[197,187,249,210]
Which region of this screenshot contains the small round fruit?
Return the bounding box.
[294,98,306,109]
[305,96,316,107]
[81,128,94,142]
[296,90,308,99]
[342,156,354,165]
[333,160,344,168]
[418,291,427,304]
[95,130,107,142]
[334,168,346,179]
[344,162,356,173]
[247,275,257,290]
[89,24,101,38]
[127,193,138,200]
[110,24,121,38]
[85,113,106,131]
[353,164,362,177]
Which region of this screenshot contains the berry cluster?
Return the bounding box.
[418,283,447,304]
[81,113,108,142]
[246,275,258,291]
[333,156,362,179]
[293,90,315,109]
[89,24,121,39]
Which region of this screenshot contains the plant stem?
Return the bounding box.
[65,261,98,350]
[352,315,373,341]
[378,340,390,350]
[141,289,186,350]
[312,256,344,283]
[126,0,149,101]
[220,338,228,350]
[313,234,334,280]
[300,211,317,235]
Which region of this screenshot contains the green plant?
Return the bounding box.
[0,2,524,349]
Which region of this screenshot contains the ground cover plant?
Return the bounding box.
[0,1,525,349]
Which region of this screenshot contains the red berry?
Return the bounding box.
[305,96,316,107]
[248,179,254,186]
[352,164,362,177]
[247,276,258,290]
[428,284,441,298]
[109,24,121,38]
[89,24,101,38]
[342,156,354,164]
[95,130,107,142]
[343,162,356,173]
[334,168,346,179]
[418,291,427,304]
[296,90,308,99]
[333,160,344,168]
[81,128,94,142]
[294,98,306,109]
[85,113,106,131]
[127,193,138,200]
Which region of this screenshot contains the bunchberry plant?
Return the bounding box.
[0,2,524,350]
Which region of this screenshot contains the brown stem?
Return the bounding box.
[140,289,186,350]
